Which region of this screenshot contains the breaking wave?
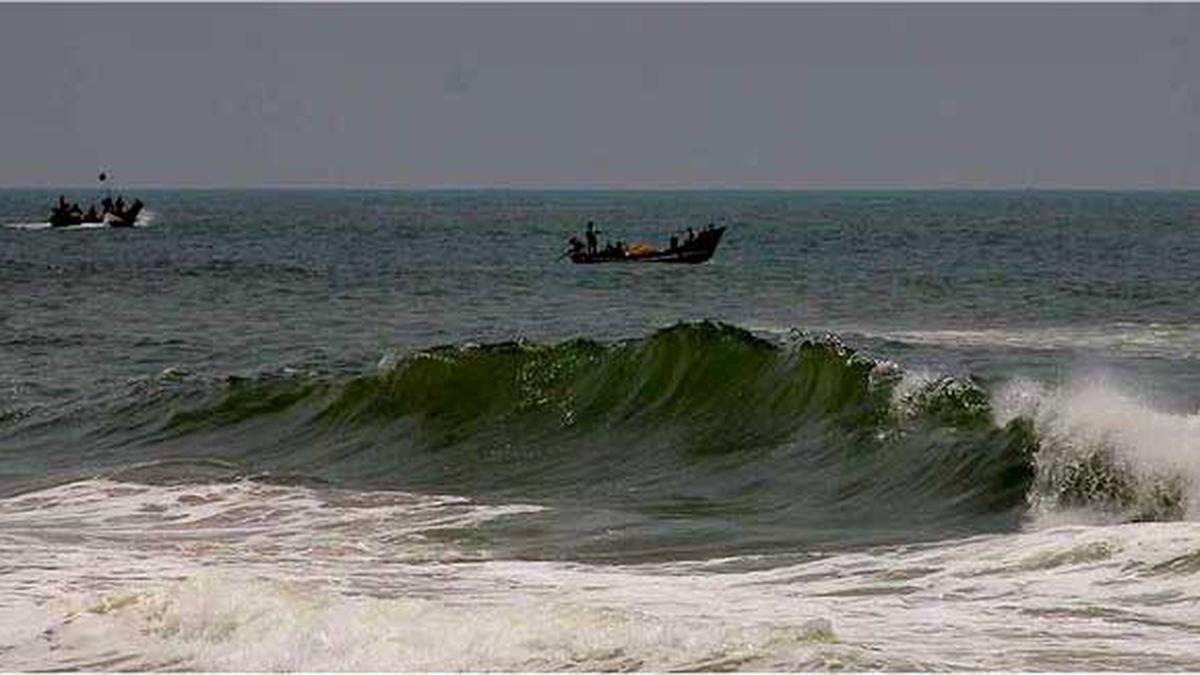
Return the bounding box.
[4,322,1197,558]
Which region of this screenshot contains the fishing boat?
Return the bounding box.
[48,197,144,228]
[46,171,144,228]
[569,226,726,264]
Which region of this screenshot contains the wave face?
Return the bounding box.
[5,322,1056,560]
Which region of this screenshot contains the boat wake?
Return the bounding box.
[2,220,61,230]
[3,210,155,230]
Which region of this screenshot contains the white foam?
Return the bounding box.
[993,374,1200,521]
[133,209,157,227]
[875,324,1200,360]
[3,209,155,231]
[26,573,845,671]
[888,367,940,418]
[7,478,1200,667]
[5,497,1200,670]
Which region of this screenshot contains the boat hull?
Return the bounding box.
[48,213,81,228]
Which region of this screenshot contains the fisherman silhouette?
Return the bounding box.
[585,221,598,256]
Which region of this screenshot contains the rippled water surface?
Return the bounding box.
[2,189,1200,669]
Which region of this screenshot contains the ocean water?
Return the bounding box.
[2,188,1200,669]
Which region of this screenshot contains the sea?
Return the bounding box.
[2,188,1200,670]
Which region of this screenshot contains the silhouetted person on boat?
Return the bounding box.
[670,234,679,251]
[585,221,599,256]
[84,205,99,222]
[57,195,68,211]
[115,196,125,214]
[101,196,113,214]
[686,227,696,245]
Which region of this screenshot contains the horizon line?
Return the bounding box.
[6,184,1200,193]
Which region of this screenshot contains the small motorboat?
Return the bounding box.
[569,226,726,264]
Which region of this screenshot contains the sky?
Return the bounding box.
[2,3,1199,189]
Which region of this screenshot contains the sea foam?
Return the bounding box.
[995,374,1200,523]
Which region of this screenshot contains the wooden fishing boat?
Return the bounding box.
[570,226,726,264]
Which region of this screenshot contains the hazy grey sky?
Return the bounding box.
[3,3,1198,188]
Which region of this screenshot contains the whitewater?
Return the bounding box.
[2,189,1200,669]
